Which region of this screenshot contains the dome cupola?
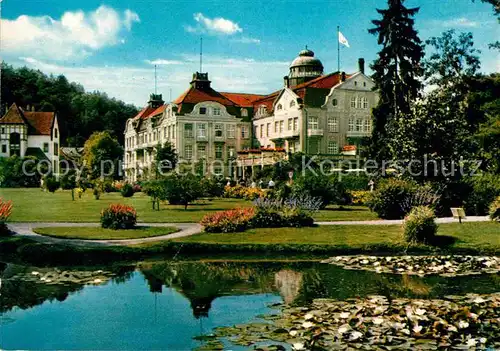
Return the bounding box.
[288,47,324,86]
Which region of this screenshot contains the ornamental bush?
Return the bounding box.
[223,185,266,200]
[0,198,13,236]
[101,204,137,229]
[465,174,500,216]
[489,196,500,222]
[349,190,371,205]
[200,207,255,233]
[402,206,437,244]
[44,176,60,193]
[367,178,417,219]
[120,183,134,198]
[291,172,350,209]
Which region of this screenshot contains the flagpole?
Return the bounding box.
[337,26,340,73]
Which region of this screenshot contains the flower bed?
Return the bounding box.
[321,255,500,276]
[200,208,256,233]
[100,204,137,230]
[0,198,13,236]
[223,185,266,200]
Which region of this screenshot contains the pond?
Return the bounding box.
[1,260,499,350]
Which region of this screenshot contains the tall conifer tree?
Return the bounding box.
[368,0,424,163]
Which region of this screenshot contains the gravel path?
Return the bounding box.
[7,216,490,247]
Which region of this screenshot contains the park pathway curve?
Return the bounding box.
[7,216,490,247]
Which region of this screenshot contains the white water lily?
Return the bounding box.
[339,312,350,319]
[93,279,102,284]
[479,337,487,344]
[302,321,314,328]
[45,279,52,283]
[466,338,477,347]
[304,313,313,320]
[338,324,350,334]
[292,342,305,350]
[349,331,363,340]
[393,322,406,330]
[361,259,369,265]
[373,306,386,315]
[372,317,384,325]
[415,308,426,316]
[447,325,458,332]
[31,271,40,275]
[413,324,423,333]
[40,277,46,281]
[458,320,469,329]
[401,328,410,335]
[289,330,298,336]
[473,297,486,304]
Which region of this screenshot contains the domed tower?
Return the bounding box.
[288,48,324,86]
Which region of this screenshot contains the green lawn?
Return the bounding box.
[174,222,500,252]
[0,188,376,223]
[32,226,178,240]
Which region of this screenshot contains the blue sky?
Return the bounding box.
[2,0,498,106]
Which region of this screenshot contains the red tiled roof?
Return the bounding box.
[219,92,266,107]
[174,86,237,106]
[0,103,27,124]
[150,104,167,117]
[252,90,281,113]
[133,106,157,120]
[0,103,55,135]
[23,111,55,135]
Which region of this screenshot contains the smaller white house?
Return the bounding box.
[0,103,60,173]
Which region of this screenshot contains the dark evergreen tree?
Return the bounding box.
[154,141,178,178]
[368,0,424,163]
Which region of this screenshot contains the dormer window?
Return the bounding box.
[199,107,207,115]
[277,104,283,110]
[259,106,266,115]
[290,100,296,108]
[332,99,338,107]
[213,107,221,116]
[241,109,248,117]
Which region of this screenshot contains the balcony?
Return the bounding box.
[346,130,370,138]
[307,128,324,137]
[196,134,208,142]
[271,130,299,140]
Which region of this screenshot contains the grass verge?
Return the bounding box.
[32,226,178,240]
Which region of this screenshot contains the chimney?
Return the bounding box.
[358,58,365,74]
[341,72,346,82]
[31,105,35,112]
[283,76,289,88]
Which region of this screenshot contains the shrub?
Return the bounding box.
[163,174,203,209]
[60,170,77,190]
[223,185,266,200]
[200,178,225,198]
[252,195,321,228]
[44,176,60,193]
[251,209,284,228]
[121,183,135,198]
[489,196,500,222]
[291,172,349,209]
[367,179,417,219]
[402,206,437,244]
[101,204,137,229]
[0,198,13,236]
[349,190,371,205]
[132,184,142,193]
[200,207,255,233]
[464,174,500,216]
[340,173,370,191]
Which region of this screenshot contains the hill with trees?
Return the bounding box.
[0,63,139,146]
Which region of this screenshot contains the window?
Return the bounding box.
[164,127,167,138]
[274,121,279,133]
[293,118,298,131]
[54,129,58,138]
[350,96,356,108]
[43,143,49,153]
[348,118,355,132]
[288,118,293,130]
[290,100,296,108]
[197,124,206,138]
[260,125,264,137]
[228,146,235,158]
[328,117,338,132]
[328,141,339,154]
[54,143,59,156]
[213,107,221,116]
[9,132,21,157]
[197,144,206,158]
[308,116,318,130]
[1,145,6,153]
[184,145,193,159]
[241,109,248,117]
[363,97,368,109]
[227,125,236,138]
[358,97,363,109]
[279,121,284,133]
[241,126,249,138]
[266,123,270,137]
[184,124,193,138]
[354,81,358,86]
[215,124,223,137]
[1,128,4,134]
[364,119,372,132]
[332,99,338,106]
[199,107,207,115]
[363,82,367,87]
[213,165,223,175]
[215,144,223,159]
[277,104,283,111]
[356,119,363,132]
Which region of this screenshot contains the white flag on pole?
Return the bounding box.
[338,31,350,48]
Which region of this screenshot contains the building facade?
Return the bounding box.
[0,103,60,173]
[124,49,378,181]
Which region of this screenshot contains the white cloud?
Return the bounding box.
[16,55,290,106]
[232,36,261,44]
[1,6,140,61]
[145,59,185,65]
[186,13,242,35]
[442,17,479,28]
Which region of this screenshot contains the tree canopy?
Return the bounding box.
[1,63,139,146]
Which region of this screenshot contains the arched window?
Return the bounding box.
[332,98,338,107]
[9,132,21,156]
[289,100,296,108]
[241,109,248,117]
[277,104,283,110]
